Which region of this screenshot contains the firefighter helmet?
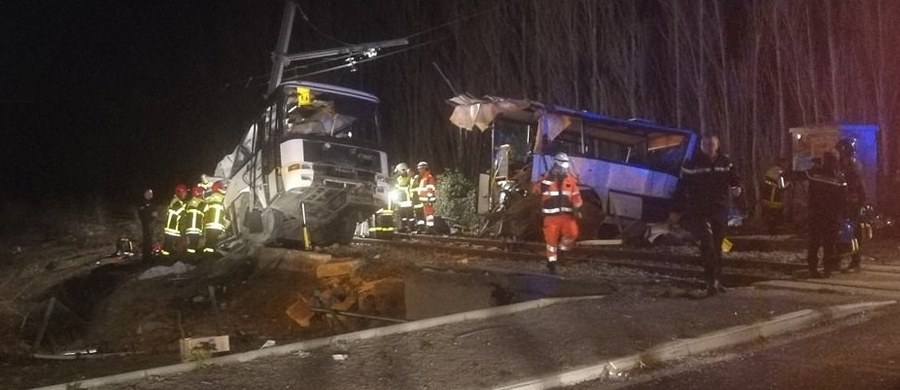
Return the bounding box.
[174,184,188,197]
[394,163,409,174]
[416,161,429,170]
[836,138,857,157]
[191,186,203,198]
[212,181,227,194]
[553,152,571,169]
[143,188,154,200]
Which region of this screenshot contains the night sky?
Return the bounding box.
[2,0,402,207]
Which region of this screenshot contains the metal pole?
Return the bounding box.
[267,0,297,96]
[310,307,407,323]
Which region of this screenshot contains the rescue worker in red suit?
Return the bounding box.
[161,184,188,256]
[675,133,742,297]
[414,161,437,234]
[835,138,867,273]
[535,152,583,275]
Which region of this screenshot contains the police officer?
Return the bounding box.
[836,138,866,272]
[805,153,847,278]
[138,188,158,259]
[535,152,583,275]
[676,133,742,296]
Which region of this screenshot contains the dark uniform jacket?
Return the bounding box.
[806,167,848,226]
[839,158,866,215]
[676,152,741,216]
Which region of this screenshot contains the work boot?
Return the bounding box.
[706,279,726,297]
[546,261,558,275]
[844,257,861,273]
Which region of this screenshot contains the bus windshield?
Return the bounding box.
[282,85,380,144]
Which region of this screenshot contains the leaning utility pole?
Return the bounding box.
[266,0,408,96]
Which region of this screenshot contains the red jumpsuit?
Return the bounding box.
[415,169,437,231]
[536,173,583,262]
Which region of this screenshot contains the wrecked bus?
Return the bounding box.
[448,95,699,239]
[216,81,390,247]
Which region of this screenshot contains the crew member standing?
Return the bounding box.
[202,181,228,253]
[535,152,583,275]
[414,161,437,233]
[676,133,742,296]
[182,186,206,254]
[805,153,848,278]
[161,184,188,256]
[138,188,158,260]
[836,138,866,272]
[393,163,415,233]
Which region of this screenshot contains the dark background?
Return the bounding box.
[3,0,898,215]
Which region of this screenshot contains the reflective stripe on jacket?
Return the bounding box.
[416,170,437,203]
[536,173,583,215]
[203,192,226,231]
[164,197,185,236]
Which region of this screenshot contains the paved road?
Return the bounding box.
[616,306,900,390]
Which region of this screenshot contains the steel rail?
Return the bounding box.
[352,237,792,286]
[382,233,805,274]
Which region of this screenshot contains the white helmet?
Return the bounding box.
[553,152,570,169]
[416,161,429,170]
[394,163,409,174]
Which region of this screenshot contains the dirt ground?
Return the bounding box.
[0,210,897,389]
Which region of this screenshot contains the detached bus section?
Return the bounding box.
[216,81,390,248]
[448,95,699,241]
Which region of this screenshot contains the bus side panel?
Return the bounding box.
[531,154,679,220]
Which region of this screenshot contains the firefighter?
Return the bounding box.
[413,161,437,233]
[805,153,847,278]
[202,181,228,253]
[535,152,583,275]
[198,174,214,197]
[161,184,188,256]
[394,163,414,233]
[676,133,742,296]
[181,186,206,254]
[836,138,867,272]
[138,188,158,260]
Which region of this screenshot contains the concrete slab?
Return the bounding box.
[755,280,900,299]
[493,300,896,389]
[32,296,604,390]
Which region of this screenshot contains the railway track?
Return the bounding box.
[353,233,807,286]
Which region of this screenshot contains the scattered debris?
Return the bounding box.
[294,350,311,358]
[137,261,195,280]
[285,297,314,327]
[179,336,230,362]
[259,340,276,349]
[331,353,348,361]
[316,260,362,278]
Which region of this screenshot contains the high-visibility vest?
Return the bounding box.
[183,197,205,235]
[203,192,226,231]
[537,173,583,215]
[164,197,186,237]
[395,174,412,208]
